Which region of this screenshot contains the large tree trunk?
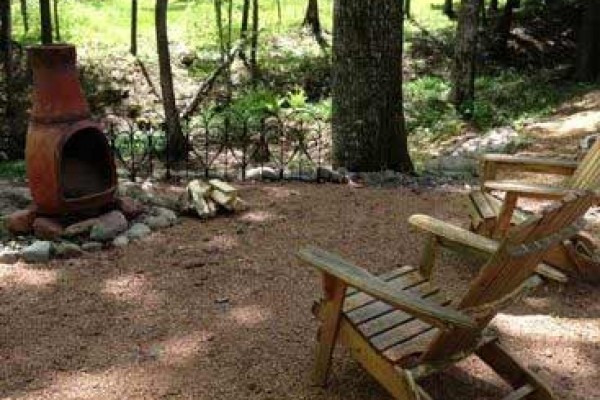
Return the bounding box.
[451,0,480,110]
[131,0,138,55]
[40,0,53,44]
[492,0,518,58]
[302,0,321,36]
[575,0,600,82]
[332,0,413,173]
[155,0,186,161]
[443,0,455,18]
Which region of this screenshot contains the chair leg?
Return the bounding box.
[312,273,346,386]
[476,340,558,400]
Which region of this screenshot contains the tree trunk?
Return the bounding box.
[575,0,600,82]
[332,0,413,173]
[489,0,498,12]
[450,0,479,110]
[239,0,250,62]
[131,0,138,55]
[443,0,455,18]
[250,0,259,78]
[214,0,226,62]
[302,0,321,36]
[155,0,186,160]
[1,0,13,130]
[20,0,29,33]
[53,0,60,41]
[493,0,518,58]
[40,0,53,44]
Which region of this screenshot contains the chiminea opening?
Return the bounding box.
[61,128,114,200]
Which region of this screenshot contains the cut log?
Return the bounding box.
[209,179,237,195]
[211,189,234,209]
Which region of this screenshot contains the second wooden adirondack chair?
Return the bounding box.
[298,191,594,400]
[468,138,600,281]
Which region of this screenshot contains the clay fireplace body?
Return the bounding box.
[26,45,117,215]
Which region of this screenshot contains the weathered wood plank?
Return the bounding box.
[345,265,416,300]
[386,329,440,363]
[298,246,476,329]
[312,273,347,386]
[480,154,579,176]
[500,384,535,400]
[346,281,440,325]
[484,181,572,200]
[371,318,436,351]
[471,190,496,220]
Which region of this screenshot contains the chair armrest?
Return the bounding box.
[408,214,568,283]
[483,180,573,200]
[408,214,498,255]
[480,154,578,180]
[297,246,477,330]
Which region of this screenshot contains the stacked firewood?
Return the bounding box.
[182,179,247,218]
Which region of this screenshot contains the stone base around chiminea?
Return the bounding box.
[0,179,247,265]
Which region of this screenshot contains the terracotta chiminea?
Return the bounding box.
[26,44,117,215]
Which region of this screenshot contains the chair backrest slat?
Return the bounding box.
[569,139,600,189]
[420,191,594,362]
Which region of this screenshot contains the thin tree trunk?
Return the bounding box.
[20,0,29,33]
[302,0,321,36]
[489,0,498,12]
[155,0,186,161]
[131,0,138,55]
[214,0,226,62]
[332,0,413,172]
[53,0,60,41]
[450,0,479,110]
[250,0,259,79]
[40,0,53,44]
[1,0,13,126]
[493,0,518,58]
[405,0,411,18]
[240,0,250,60]
[575,0,600,81]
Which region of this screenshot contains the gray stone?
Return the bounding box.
[126,223,152,240]
[113,235,130,247]
[63,218,100,237]
[245,167,279,181]
[54,242,83,258]
[144,215,171,230]
[82,242,103,252]
[0,249,20,264]
[90,211,128,241]
[0,187,32,215]
[152,207,178,225]
[22,241,52,263]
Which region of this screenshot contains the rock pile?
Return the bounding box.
[0,179,246,265]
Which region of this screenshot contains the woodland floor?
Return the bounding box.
[1,182,599,400]
[2,91,600,400]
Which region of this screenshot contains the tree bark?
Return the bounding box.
[1,0,13,127]
[20,0,29,33]
[332,0,413,172]
[131,0,138,55]
[250,0,259,78]
[302,0,322,36]
[155,0,186,160]
[53,0,60,41]
[575,0,600,82]
[40,0,53,44]
[493,0,518,58]
[443,0,455,18]
[450,0,479,110]
[489,0,498,12]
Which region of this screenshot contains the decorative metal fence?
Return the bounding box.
[105,107,332,183]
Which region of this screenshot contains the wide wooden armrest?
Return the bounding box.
[408,214,498,254]
[408,214,568,283]
[481,154,578,177]
[483,180,573,200]
[297,246,477,330]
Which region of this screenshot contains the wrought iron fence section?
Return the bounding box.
[106,107,329,182]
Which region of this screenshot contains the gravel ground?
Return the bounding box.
[1,183,599,400]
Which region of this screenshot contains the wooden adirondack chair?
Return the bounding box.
[298,191,594,400]
[468,139,600,281]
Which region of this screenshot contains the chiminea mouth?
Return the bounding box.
[60,127,114,200]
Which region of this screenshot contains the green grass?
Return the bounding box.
[0,160,26,180]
